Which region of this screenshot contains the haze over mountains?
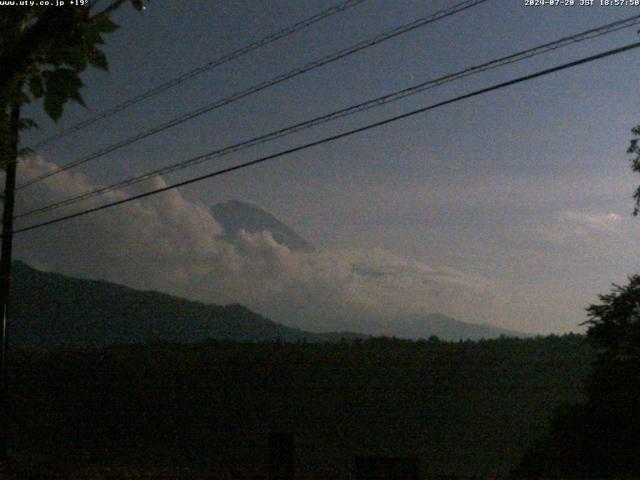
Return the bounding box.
[16,156,513,336]
[10,261,522,348]
[208,200,524,340]
[10,199,524,347]
[340,314,525,341]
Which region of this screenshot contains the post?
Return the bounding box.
[0,103,20,464]
[268,432,294,480]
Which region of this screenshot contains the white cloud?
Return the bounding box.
[561,210,622,235]
[11,155,500,333]
[536,209,637,248]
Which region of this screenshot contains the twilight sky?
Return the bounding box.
[11,0,640,334]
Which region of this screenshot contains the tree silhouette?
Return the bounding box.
[584,277,640,368]
[0,0,148,466]
[627,125,640,215]
[514,278,640,478]
[1,0,150,157]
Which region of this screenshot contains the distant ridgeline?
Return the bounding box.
[9,261,361,348]
[9,261,526,348]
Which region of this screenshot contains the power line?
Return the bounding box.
[14,41,640,235]
[28,0,370,151]
[17,0,488,190]
[16,14,640,220]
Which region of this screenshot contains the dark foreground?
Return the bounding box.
[4,335,591,478]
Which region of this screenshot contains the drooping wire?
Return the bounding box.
[17,0,489,190]
[28,0,370,150]
[16,14,640,220]
[14,41,640,235]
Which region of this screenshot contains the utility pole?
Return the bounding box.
[0,3,149,469]
[0,102,20,464]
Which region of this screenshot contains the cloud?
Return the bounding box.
[11,155,499,332]
[537,209,636,248]
[561,211,622,235]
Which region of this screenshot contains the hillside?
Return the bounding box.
[9,261,524,348]
[9,261,360,348]
[345,313,526,341]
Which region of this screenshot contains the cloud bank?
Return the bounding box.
[12,156,499,333]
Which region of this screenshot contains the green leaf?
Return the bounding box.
[63,44,89,71]
[69,88,86,108]
[42,68,86,121]
[44,92,64,121]
[87,47,108,71]
[17,90,30,106]
[93,16,119,33]
[19,146,34,156]
[18,118,39,131]
[82,25,106,45]
[29,76,44,98]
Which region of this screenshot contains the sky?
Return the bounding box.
[10,0,640,335]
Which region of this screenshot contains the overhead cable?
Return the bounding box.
[14,41,640,235]
[17,14,640,219]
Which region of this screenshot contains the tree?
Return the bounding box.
[583,277,640,363]
[0,0,150,155]
[627,125,640,215]
[512,122,640,478]
[513,278,640,478]
[0,0,148,466]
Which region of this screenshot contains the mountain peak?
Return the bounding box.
[210,200,314,252]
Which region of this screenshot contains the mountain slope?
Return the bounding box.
[9,262,359,348]
[357,313,527,341]
[9,262,525,348]
[210,200,314,252]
